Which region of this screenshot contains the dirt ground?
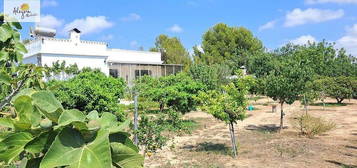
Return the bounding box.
[145,98,357,168]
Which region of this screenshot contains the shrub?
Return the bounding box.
[48,71,127,120]
[135,73,205,114]
[136,115,167,157]
[292,114,335,138]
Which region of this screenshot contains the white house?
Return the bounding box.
[23,27,183,85]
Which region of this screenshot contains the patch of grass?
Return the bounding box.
[248,96,264,101]
[291,114,336,138]
[163,120,198,134]
[310,102,347,107]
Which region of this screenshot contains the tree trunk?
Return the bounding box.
[304,95,308,115]
[336,98,344,104]
[322,99,325,111]
[279,102,284,133]
[159,102,164,112]
[229,122,237,157]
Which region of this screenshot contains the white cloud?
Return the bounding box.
[306,0,357,4]
[259,20,277,31]
[37,15,63,29]
[336,24,357,56]
[284,8,344,27]
[130,41,139,48]
[168,24,183,33]
[290,35,317,45]
[120,13,141,22]
[42,0,58,7]
[63,16,113,35]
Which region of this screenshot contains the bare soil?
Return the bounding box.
[145,98,357,168]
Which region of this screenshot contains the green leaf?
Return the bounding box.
[31,91,63,122]
[98,112,117,129]
[86,111,99,120]
[111,142,144,168]
[40,128,112,168]
[0,72,11,85]
[11,88,36,103]
[14,95,33,123]
[55,109,86,129]
[0,118,14,129]
[0,51,9,61]
[0,132,33,164]
[10,22,22,30]
[109,132,138,152]
[25,131,57,154]
[15,43,27,53]
[0,24,13,42]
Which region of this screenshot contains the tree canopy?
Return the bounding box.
[193,23,264,71]
[150,34,192,67]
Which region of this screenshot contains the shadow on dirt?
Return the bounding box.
[182,142,232,155]
[245,124,284,133]
[325,160,357,168]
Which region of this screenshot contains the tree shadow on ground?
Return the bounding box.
[182,142,231,155]
[325,160,357,168]
[345,145,357,150]
[245,124,284,133]
[310,103,349,107]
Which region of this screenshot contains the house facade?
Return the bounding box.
[23,28,183,85]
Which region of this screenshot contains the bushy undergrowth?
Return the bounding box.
[292,114,336,138]
[48,71,127,120]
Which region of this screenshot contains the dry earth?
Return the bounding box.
[145,98,357,168]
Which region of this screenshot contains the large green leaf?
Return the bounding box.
[98,113,128,133]
[0,72,11,85]
[40,128,112,168]
[86,111,99,120]
[25,131,57,154]
[0,132,33,164]
[111,143,144,168]
[13,95,41,128]
[54,109,86,129]
[31,91,63,122]
[0,24,13,42]
[10,22,22,29]
[15,43,27,53]
[109,132,138,152]
[11,88,36,103]
[14,95,33,123]
[0,118,14,129]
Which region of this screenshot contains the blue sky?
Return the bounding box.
[2,0,357,56]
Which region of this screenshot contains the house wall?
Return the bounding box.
[41,53,109,75]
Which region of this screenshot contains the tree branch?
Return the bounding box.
[0,76,28,110]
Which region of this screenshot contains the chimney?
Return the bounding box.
[69,28,81,43]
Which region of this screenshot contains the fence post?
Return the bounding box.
[133,92,139,145]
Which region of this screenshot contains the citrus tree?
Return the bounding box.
[196,71,249,157]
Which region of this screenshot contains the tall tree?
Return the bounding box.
[194,23,263,71]
[150,34,192,67]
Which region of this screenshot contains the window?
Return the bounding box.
[109,69,118,78]
[135,70,152,79]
